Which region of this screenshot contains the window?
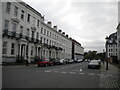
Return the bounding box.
[11,43,15,55]
[4,20,9,30]
[47,39,48,44]
[2,42,7,54]
[20,26,23,34]
[36,32,39,39]
[44,29,46,35]
[21,10,24,20]
[37,20,40,27]
[41,37,42,43]
[31,46,33,55]
[6,2,11,13]
[31,31,34,38]
[27,29,29,36]
[13,23,17,32]
[41,28,43,34]
[50,40,51,45]
[44,38,46,43]
[14,6,18,16]
[47,31,49,36]
[27,14,30,22]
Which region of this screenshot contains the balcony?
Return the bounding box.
[59,47,63,51]
[25,36,29,41]
[31,38,35,43]
[34,39,39,44]
[2,30,8,36]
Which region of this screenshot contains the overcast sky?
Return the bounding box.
[23,0,119,53]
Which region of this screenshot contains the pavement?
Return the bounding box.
[99,62,120,89]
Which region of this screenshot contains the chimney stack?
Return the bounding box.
[41,16,44,22]
[66,34,68,38]
[62,32,65,35]
[53,26,57,30]
[47,21,52,27]
[58,29,62,33]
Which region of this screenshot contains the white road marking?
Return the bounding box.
[72,70,79,71]
[61,71,67,74]
[107,74,113,77]
[88,73,95,75]
[36,70,41,72]
[53,71,59,73]
[78,73,85,75]
[61,67,68,68]
[98,74,103,76]
[69,72,76,74]
[22,70,26,71]
[45,70,51,72]
[80,69,82,72]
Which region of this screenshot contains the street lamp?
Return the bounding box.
[105,36,109,70]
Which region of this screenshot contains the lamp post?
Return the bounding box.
[105,36,109,70]
[103,49,105,65]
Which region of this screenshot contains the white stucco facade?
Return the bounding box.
[117,1,120,61]
[106,32,118,58]
[0,1,2,90]
[1,1,82,63]
[74,41,84,60]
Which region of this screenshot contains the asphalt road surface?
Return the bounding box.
[2,62,101,88]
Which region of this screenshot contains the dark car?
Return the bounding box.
[88,60,100,69]
[50,58,60,65]
[68,59,74,64]
[37,58,53,67]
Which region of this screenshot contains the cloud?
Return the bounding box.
[23,0,118,52]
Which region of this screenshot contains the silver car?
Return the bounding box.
[88,60,100,69]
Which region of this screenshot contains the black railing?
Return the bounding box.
[35,39,39,43]
[2,30,8,36]
[25,36,29,40]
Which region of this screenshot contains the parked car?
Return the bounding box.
[88,60,100,69]
[50,58,60,65]
[59,59,66,65]
[84,59,88,62]
[74,59,78,63]
[68,59,74,64]
[77,59,83,63]
[65,58,69,64]
[37,58,53,67]
[97,59,101,65]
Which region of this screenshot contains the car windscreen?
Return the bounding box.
[90,60,98,63]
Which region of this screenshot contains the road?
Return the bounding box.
[2,62,101,88]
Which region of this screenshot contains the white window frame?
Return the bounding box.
[14,6,18,16]
[11,43,15,55]
[2,42,7,55]
[6,2,11,13]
